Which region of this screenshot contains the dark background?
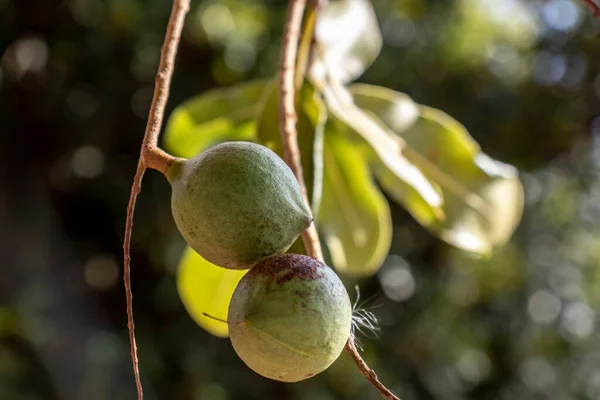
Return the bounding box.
[2,0,600,399]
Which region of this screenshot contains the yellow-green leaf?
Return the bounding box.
[319,79,443,218]
[351,84,524,255]
[370,160,444,227]
[163,79,269,158]
[177,247,247,338]
[436,154,524,253]
[319,120,392,277]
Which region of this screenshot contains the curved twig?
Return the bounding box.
[277,1,400,399]
[123,160,144,399]
[122,1,190,399]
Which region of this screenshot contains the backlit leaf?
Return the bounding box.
[177,247,247,338]
[314,0,382,83]
[319,119,392,277]
[351,84,524,254]
[330,83,444,226]
[163,79,269,158]
[319,78,443,214]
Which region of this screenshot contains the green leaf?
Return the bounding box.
[314,0,382,83]
[329,83,443,227]
[319,120,392,277]
[319,79,443,216]
[369,160,444,227]
[177,247,247,338]
[350,84,524,254]
[163,79,269,158]
[348,84,420,133]
[255,79,327,213]
[435,153,524,254]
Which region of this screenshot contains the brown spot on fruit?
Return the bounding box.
[276,272,295,285]
[249,254,324,285]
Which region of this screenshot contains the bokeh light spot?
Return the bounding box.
[456,348,491,383]
[84,255,119,290]
[520,356,556,390]
[561,55,587,89]
[379,256,415,302]
[532,51,566,86]
[542,0,580,32]
[72,146,104,179]
[1,36,48,80]
[527,290,561,324]
[200,4,235,44]
[561,302,595,340]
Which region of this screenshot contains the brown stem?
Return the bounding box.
[582,0,600,16]
[122,1,190,399]
[279,0,324,261]
[139,0,191,175]
[144,146,175,177]
[278,1,400,399]
[123,160,145,400]
[345,339,400,400]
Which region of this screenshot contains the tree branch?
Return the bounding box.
[279,0,324,261]
[123,1,190,399]
[582,0,600,17]
[278,1,400,399]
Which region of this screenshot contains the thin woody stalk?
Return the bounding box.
[279,0,324,261]
[277,1,399,399]
[122,0,190,399]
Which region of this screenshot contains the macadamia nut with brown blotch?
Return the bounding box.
[228,254,352,382]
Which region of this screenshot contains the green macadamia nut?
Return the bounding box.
[168,142,313,270]
[228,254,352,382]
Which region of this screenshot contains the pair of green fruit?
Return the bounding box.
[167,142,352,382]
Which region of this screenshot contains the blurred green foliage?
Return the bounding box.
[3,0,600,399]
